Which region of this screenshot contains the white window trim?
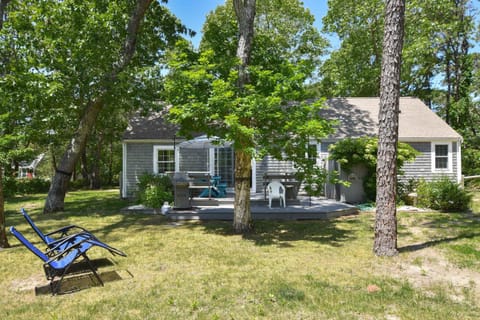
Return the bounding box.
[153,145,175,174]
[431,142,453,173]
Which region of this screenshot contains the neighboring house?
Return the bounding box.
[121,97,462,202]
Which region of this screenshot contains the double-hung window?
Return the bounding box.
[154,146,175,174]
[432,142,451,172]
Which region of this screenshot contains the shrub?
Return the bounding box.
[417,178,471,212]
[2,176,50,197]
[2,175,17,198]
[136,173,174,208]
[16,178,51,194]
[397,178,418,205]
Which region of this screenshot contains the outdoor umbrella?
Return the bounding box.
[177,135,232,149]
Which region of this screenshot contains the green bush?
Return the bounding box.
[2,176,50,197]
[329,137,419,201]
[417,178,471,212]
[397,178,418,205]
[16,178,51,194]
[2,175,18,198]
[136,173,174,208]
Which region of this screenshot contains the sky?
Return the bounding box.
[165,0,331,48]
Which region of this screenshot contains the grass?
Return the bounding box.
[1,189,479,319]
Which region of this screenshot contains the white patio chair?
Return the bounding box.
[18,153,45,178]
[267,181,286,208]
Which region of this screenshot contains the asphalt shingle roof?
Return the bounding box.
[123,97,462,141]
[323,97,461,140]
[123,109,178,140]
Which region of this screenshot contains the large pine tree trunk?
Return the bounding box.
[373,0,405,256]
[232,0,256,233]
[0,166,10,248]
[43,0,153,213]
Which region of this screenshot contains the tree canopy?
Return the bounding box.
[0,0,191,212]
[321,0,479,183]
[165,0,332,169]
[320,0,476,103]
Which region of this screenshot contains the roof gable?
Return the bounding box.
[323,97,461,141]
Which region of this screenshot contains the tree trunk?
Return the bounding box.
[81,150,89,181]
[44,98,104,213]
[90,139,102,189]
[232,0,256,233]
[445,54,451,124]
[43,0,153,213]
[233,0,256,91]
[107,141,114,185]
[233,150,253,233]
[0,166,10,248]
[373,0,405,257]
[0,0,11,31]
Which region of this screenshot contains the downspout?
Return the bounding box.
[122,142,127,198]
[457,138,462,185]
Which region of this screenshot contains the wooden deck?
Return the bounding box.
[122,194,359,221]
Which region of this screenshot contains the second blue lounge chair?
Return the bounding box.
[20,208,126,257]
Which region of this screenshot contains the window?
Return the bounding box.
[432,142,451,172]
[154,146,175,174]
[435,145,448,169]
[214,147,234,187]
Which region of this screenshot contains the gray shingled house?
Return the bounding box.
[121,97,462,202]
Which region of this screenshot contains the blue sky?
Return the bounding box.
[165,0,330,47]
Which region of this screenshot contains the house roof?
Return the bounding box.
[322,97,462,141]
[123,97,462,142]
[123,109,178,140]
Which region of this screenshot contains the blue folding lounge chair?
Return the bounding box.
[20,208,126,257]
[10,226,104,294]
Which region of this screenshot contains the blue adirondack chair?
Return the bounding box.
[20,208,126,257]
[10,226,104,294]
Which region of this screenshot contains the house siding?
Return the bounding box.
[399,141,457,183]
[123,143,211,198]
[124,143,157,197]
[179,149,208,172]
[255,156,294,193]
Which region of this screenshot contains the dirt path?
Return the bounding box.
[383,247,480,302]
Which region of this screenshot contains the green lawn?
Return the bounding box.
[1,189,479,320]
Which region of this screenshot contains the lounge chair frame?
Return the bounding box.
[10,226,104,294]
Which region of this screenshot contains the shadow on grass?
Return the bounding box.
[181,218,359,248]
[399,232,480,253]
[6,190,363,249]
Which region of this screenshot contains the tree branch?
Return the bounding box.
[113,0,153,75]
